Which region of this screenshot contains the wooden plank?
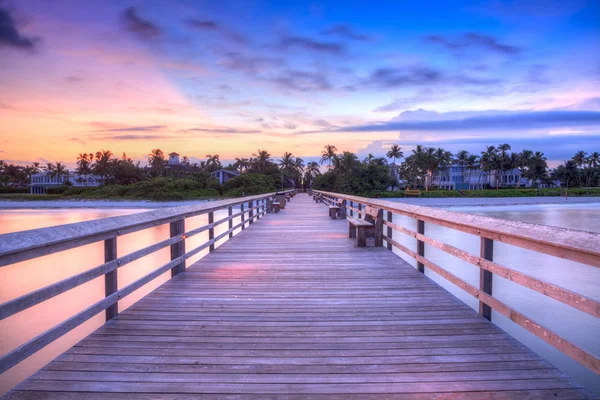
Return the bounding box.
[4,193,592,399]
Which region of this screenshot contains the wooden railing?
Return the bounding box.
[313,189,600,375]
[0,190,294,374]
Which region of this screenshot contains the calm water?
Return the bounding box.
[1,203,599,395]
[387,201,600,395]
[0,207,243,395]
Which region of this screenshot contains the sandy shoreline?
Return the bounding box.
[1,196,599,209]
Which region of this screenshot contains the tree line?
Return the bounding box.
[1,145,598,192]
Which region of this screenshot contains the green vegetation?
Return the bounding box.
[0,144,599,201]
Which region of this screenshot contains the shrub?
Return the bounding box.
[222,174,276,196]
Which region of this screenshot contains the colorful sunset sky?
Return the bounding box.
[1,0,599,168]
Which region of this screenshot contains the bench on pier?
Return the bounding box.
[329,199,345,220]
[266,197,281,214]
[313,193,322,203]
[271,201,281,213]
[405,189,422,198]
[274,192,288,209]
[348,205,383,247]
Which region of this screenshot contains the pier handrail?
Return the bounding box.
[313,189,600,375]
[0,190,294,374]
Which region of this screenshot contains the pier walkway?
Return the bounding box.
[3,193,595,399]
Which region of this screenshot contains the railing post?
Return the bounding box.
[228,206,233,238]
[170,219,186,277]
[257,199,261,220]
[480,237,494,321]
[340,199,347,219]
[374,208,384,247]
[350,201,353,217]
[358,203,362,219]
[241,203,245,230]
[208,211,215,252]
[386,211,392,250]
[248,201,254,225]
[104,237,118,321]
[266,197,273,213]
[416,220,425,273]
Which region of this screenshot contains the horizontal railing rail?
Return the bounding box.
[0,190,295,374]
[312,189,600,375]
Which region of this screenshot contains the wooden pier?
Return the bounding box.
[1,192,598,399]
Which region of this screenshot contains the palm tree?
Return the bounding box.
[252,149,271,170]
[278,152,295,170]
[408,145,428,188]
[386,144,403,165]
[234,157,250,173]
[304,161,321,186]
[516,150,533,188]
[77,153,94,185]
[480,146,497,189]
[497,143,511,188]
[525,151,548,187]
[320,144,337,170]
[294,157,305,174]
[94,149,114,184]
[571,151,587,187]
[466,154,480,189]
[205,154,221,171]
[336,151,359,173]
[51,161,69,187]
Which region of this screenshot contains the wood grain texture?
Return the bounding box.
[6,193,591,399]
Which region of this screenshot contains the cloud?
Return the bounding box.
[121,7,161,40]
[184,127,262,134]
[265,70,332,91]
[93,125,166,132]
[65,76,83,83]
[335,110,600,132]
[220,52,283,74]
[578,97,600,110]
[101,134,168,140]
[0,6,39,50]
[278,36,343,54]
[283,123,297,130]
[321,24,370,41]
[218,84,232,90]
[185,19,247,43]
[373,89,449,112]
[425,32,521,55]
[361,66,499,89]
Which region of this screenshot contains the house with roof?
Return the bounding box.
[209,169,240,185]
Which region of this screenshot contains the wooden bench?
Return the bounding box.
[347,205,383,247]
[405,189,422,198]
[328,199,345,220]
[313,193,322,203]
[271,201,281,213]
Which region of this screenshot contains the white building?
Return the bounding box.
[430,165,526,190]
[30,172,101,194]
[209,169,240,185]
[168,152,180,166]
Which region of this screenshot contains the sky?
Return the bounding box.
[1,0,599,168]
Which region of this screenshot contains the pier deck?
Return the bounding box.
[6,194,590,399]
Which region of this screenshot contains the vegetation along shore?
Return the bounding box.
[1,144,599,201]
